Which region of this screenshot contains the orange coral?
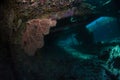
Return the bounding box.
[21,18,57,55]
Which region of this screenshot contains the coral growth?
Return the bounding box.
[21,18,56,55]
[102,45,120,77]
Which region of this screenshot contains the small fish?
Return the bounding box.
[102,0,111,6]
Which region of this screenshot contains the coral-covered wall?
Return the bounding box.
[0,0,93,56]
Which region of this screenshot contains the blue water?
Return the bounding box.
[86,17,120,42]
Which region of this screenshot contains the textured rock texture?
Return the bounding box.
[21,19,56,55]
